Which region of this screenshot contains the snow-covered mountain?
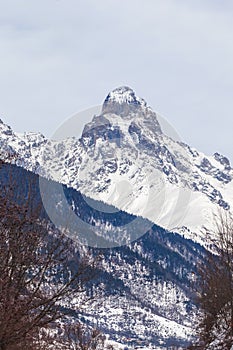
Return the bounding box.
[1,86,233,243]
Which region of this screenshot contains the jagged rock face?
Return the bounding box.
[102,86,162,134]
[103,86,146,112]
[0,87,233,241]
[214,152,231,170]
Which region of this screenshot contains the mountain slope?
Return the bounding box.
[0,162,207,348]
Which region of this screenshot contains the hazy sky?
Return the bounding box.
[0,0,233,161]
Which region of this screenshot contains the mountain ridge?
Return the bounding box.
[0,87,232,245]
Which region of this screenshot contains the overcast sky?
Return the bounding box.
[0,0,233,161]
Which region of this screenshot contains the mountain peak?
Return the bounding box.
[104,86,146,106]
[102,86,149,116]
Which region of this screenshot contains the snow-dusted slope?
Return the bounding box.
[1,87,233,242]
[0,163,205,348]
